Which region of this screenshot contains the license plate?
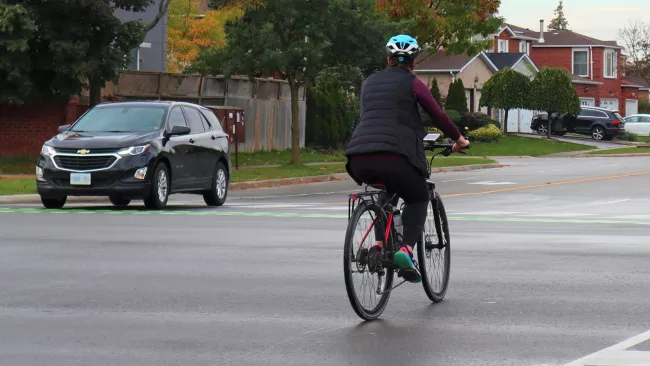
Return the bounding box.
[70,173,91,185]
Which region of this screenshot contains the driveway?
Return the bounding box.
[515,133,623,150]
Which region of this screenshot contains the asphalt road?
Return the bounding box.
[1,156,650,366]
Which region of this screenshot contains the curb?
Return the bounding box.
[577,153,650,158]
[0,163,504,203]
[229,163,504,190]
[0,195,108,204]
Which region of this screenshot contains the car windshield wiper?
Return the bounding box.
[107,130,131,133]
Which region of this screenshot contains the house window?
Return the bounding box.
[498,39,508,53]
[604,49,617,78]
[573,49,589,77]
[519,40,527,53]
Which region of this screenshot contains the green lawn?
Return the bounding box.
[0,178,36,195]
[0,156,37,175]
[238,148,346,166]
[0,157,496,195]
[636,136,650,143]
[585,147,650,155]
[464,135,596,157]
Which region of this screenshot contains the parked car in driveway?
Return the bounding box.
[622,114,650,136]
[530,112,567,136]
[36,101,232,210]
[530,106,625,140]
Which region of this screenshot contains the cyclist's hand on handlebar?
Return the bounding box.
[452,136,470,153]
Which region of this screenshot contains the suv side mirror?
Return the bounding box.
[167,125,191,136]
[58,124,71,133]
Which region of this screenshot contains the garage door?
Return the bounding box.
[625,99,638,116]
[580,98,595,106]
[600,98,619,111]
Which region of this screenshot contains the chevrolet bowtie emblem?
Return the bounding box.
[77,149,90,154]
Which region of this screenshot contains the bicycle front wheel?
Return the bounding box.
[417,191,451,302]
[344,201,394,320]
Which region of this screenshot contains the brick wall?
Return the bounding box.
[530,48,573,74]
[575,83,601,102]
[0,101,88,157]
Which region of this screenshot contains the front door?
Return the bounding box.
[164,106,194,190]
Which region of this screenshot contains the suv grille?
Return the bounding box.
[56,148,117,154]
[54,155,117,171]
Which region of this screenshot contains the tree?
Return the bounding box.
[479,67,531,133]
[0,0,170,106]
[529,67,580,139]
[430,78,442,106]
[445,79,468,113]
[167,0,244,73]
[0,4,36,103]
[619,20,650,85]
[547,0,570,32]
[376,0,504,56]
[215,0,395,164]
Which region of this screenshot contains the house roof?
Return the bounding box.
[414,50,498,73]
[536,30,621,49]
[571,75,603,86]
[623,75,650,90]
[484,52,538,72]
[499,23,540,41]
[502,23,622,49]
[621,79,645,89]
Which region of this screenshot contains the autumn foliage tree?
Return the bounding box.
[376,0,503,56]
[167,0,249,73]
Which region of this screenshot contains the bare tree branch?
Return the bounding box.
[144,0,171,33]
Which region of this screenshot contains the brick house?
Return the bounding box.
[489,20,640,116]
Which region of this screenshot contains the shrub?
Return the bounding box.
[468,124,502,143]
[615,131,638,142]
[305,73,359,149]
[640,100,650,114]
[445,109,461,123]
[445,79,468,113]
[489,119,501,129]
[459,112,491,131]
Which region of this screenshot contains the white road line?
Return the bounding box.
[449,211,523,216]
[441,178,477,183]
[467,181,516,185]
[516,213,597,218]
[600,164,620,168]
[585,199,631,206]
[564,330,650,366]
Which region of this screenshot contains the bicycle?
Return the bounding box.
[343,132,470,320]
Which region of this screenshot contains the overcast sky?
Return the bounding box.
[497,0,648,43]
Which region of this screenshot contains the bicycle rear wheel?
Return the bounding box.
[344,201,395,320]
[417,191,451,302]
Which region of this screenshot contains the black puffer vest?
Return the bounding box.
[345,67,428,181]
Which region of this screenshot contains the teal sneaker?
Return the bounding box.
[394,246,421,283]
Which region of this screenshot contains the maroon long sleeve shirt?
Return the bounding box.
[412,77,461,141]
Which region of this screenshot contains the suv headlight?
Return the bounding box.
[118,144,151,156]
[41,145,56,157]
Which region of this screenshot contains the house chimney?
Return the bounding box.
[539,19,545,43]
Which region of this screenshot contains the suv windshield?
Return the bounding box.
[70,105,167,132]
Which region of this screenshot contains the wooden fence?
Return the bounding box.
[80,71,307,152]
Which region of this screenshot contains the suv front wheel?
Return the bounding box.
[144,163,170,210]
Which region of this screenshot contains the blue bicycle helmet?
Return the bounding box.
[385,34,421,63]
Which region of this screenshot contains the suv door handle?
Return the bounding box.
[211,135,216,140]
[189,138,195,144]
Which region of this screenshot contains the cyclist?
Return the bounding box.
[345,34,470,283]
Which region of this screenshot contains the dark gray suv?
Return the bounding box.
[531,106,625,140]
